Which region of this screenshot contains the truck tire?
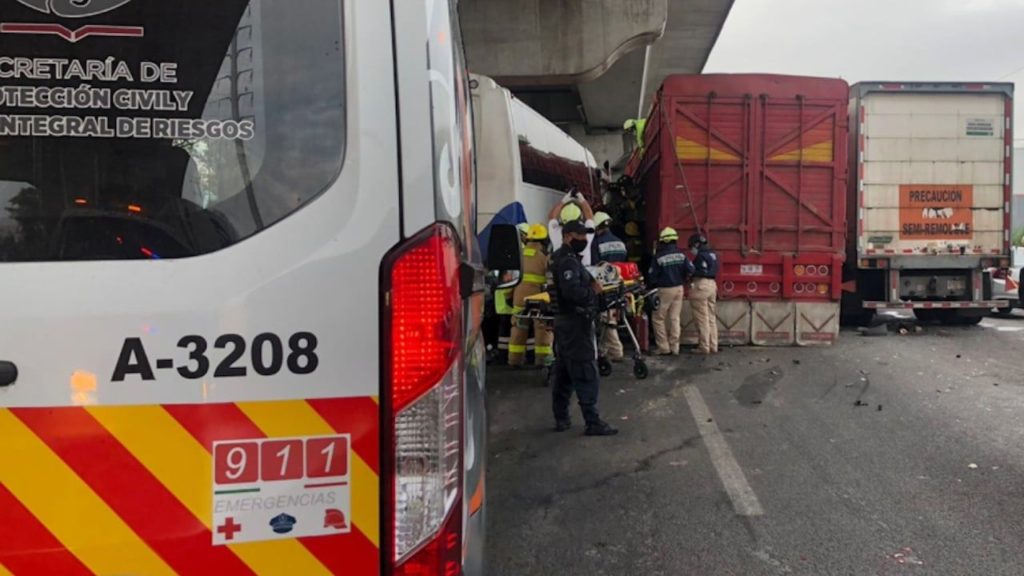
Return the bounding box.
[913,309,941,323]
[949,311,985,326]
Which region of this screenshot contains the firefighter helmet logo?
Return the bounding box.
[14,0,134,18]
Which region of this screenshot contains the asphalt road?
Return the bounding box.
[484,311,1024,576]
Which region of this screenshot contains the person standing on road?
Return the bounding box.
[549,219,618,436]
[648,227,687,355]
[685,233,720,355]
[508,224,553,368]
[591,211,628,362]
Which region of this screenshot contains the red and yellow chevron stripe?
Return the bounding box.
[0,397,380,575]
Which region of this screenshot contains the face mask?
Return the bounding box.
[690,247,699,256]
[570,238,589,254]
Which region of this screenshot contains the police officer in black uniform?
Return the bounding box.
[550,220,618,436]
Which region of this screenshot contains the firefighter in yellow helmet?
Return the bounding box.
[509,224,554,367]
[495,222,532,321]
[624,221,644,265]
[647,227,687,355]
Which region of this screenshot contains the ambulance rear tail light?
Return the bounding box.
[383,224,464,575]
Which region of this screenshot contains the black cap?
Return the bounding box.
[562,220,590,235]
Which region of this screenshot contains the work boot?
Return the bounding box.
[554,419,572,432]
[584,420,619,436]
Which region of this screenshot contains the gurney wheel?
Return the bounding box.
[633,360,649,380]
[598,357,613,377]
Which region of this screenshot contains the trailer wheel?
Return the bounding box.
[633,361,649,380]
[949,311,985,326]
[913,309,941,323]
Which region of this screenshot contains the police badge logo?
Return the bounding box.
[14,0,135,18]
[3,0,143,42]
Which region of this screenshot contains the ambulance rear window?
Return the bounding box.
[0,0,345,262]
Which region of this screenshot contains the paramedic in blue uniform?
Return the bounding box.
[550,219,618,436]
[590,212,628,362]
[648,227,688,355]
[684,233,720,355]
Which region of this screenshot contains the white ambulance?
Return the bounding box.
[0,1,514,574]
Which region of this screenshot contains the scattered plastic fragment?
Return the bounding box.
[968,463,978,469]
[891,547,924,566]
[877,404,883,411]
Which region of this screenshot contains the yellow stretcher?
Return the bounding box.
[514,264,659,381]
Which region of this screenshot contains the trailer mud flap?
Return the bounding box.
[795,302,839,346]
[715,301,751,346]
[751,302,796,346]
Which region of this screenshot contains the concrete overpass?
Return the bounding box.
[462,0,735,167]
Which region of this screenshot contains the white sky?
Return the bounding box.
[705,0,1024,150]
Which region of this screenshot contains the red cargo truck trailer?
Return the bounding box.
[630,74,850,345]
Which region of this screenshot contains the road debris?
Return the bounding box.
[877,404,883,411]
[968,463,978,469]
[858,324,889,337]
[854,400,868,407]
[890,547,925,566]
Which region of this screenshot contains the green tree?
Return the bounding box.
[1014,228,1024,247]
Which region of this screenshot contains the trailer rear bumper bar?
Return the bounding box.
[863,300,1006,310]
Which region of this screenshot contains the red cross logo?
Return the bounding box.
[217,517,242,541]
